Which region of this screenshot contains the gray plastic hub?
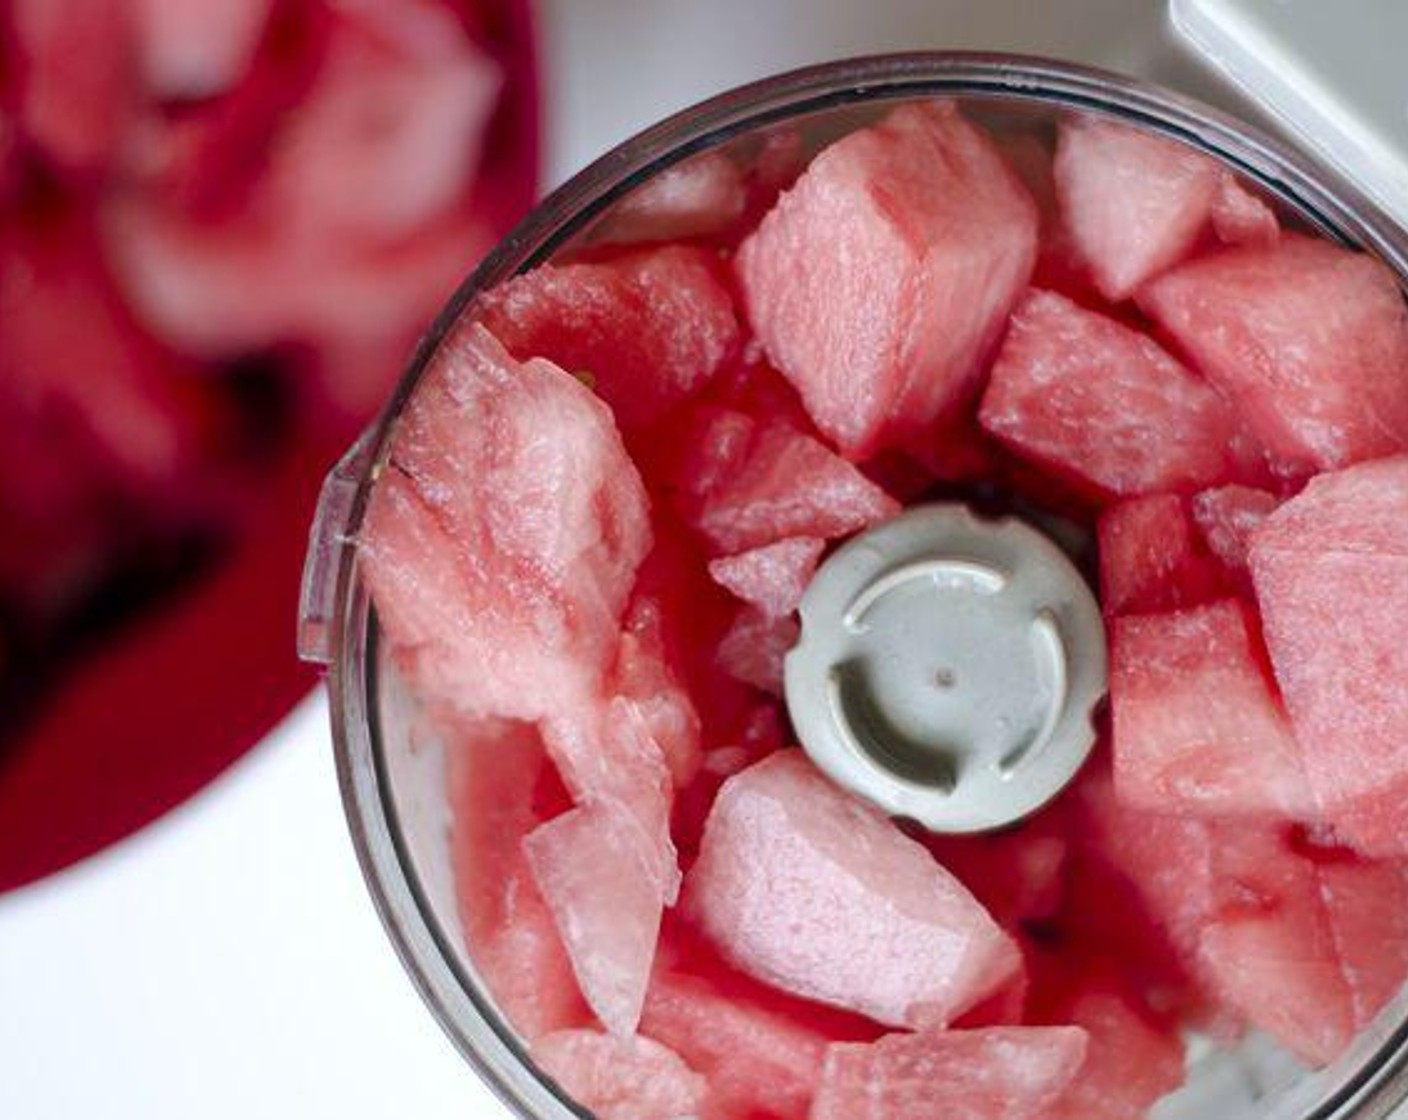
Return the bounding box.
[784,504,1107,833]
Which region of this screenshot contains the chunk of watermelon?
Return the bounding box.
[979,289,1240,499]
[707,536,824,618]
[1098,494,1225,616]
[530,1029,708,1120]
[1111,600,1311,818]
[1190,484,1280,582]
[736,100,1037,456]
[594,149,748,245]
[479,245,740,429]
[1317,857,1408,1030]
[685,410,898,554]
[132,0,273,101]
[614,595,703,788]
[1249,456,1408,854]
[1054,116,1221,300]
[810,1026,1087,1120]
[10,0,135,177]
[1140,236,1408,476]
[360,323,651,721]
[1211,174,1279,248]
[924,818,1070,929]
[524,804,667,1037]
[683,751,1021,1028]
[447,716,588,1040]
[641,967,830,1120]
[715,606,798,695]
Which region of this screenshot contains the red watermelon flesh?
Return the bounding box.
[1054,116,1221,301]
[715,606,798,695]
[1317,858,1408,1030]
[131,0,273,101]
[479,245,741,429]
[736,100,1037,456]
[614,594,704,788]
[361,323,651,722]
[683,751,1021,1029]
[1250,456,1408,854]
[1098,494,1225,616]
[687,411,899,554]
[1035,981,1185,1120]
[530,1029,708,1120]
[447,716,588,1040]
[1140,235,1408,477]
[10,0,136,177]
[707,536,824,618]
[980,289,1240,499]
[641,966,831,1120]
[1211,174,1279,248]
[925,818,1070,929]
[594,149,749,245]
[1191,484,1281,582]
[1111,600,1312,819]
[524,803,667,1038]
[809,1026,1087,1120]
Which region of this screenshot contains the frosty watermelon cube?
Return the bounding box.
[360,323,652,722]
[1249,456,1408,854]
[707,536,825,618]
[531,1029,708,1120]
[1140,236,1408,477]
[1111,600,1311,819]
[736,100,1037,456]
[614,595,704,788]
[1098,494,1225,616]
[979,289,1240,499]
[683,751,1021,1028]
[1190,485,1281,582]
[810,1026,1088,1120]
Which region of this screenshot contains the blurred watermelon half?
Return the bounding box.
[0,0,539,893]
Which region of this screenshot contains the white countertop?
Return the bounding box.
[0,4,1238,1117]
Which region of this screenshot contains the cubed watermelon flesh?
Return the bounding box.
[1140,236,1408,477]
[715,606,799,694]
[1191,485,1281,582]
[1098,494,1225,616]
[478,245,741,429]
[1250,456,1408,854]
[683,751,1021,1028]
[737,100,1037,456]
[1111,600,1311,819]
[707,536,824,618]
[810,1026,1088,1120]
[530,1029,708,1120]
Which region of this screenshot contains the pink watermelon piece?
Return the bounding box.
[133,0,272,100]
[1250,456,1408,854]
[531,1029,707,1120]
[361,323,651,722]
[687,410,899,554]
[736,100,1038,456]
[1190,484,1280,581]
[614,595,703,788]
[707,536,824,618]
[1054,116,1221,300]
[11,0,135,177]
[683,751,1021,1028]
[479,245,740,429]
[541,696,680,905]
[1140,235,1408,477]
[1050,989,1184,1120]
[596,149,749,244]
[641,967,830,1120]
[1111,599,1312,819]
[1098,494,1225,616]
[715,607,798,694]
[524,803,667,1037]
[979,289,1240,499]
[1317,858,1408,1031]
[1211,174,1279,248]
[810,1026,1088,1120]
[446,716,588,1040]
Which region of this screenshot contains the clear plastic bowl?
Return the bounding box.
[298,53,1408,1120]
